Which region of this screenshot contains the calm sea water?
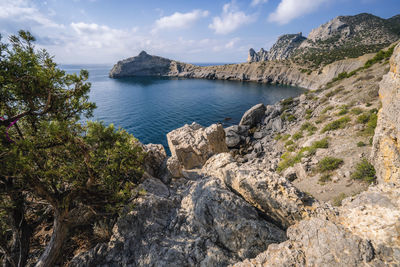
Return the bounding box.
[62,64,304,152]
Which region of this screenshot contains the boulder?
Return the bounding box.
[232,218,376,267]
[202,153,308,229]
[224,125,249,148]
[143,143,167,177]
[70,176,286,266]
[167,122,228,169]
[166,156,182,178]
[239,103,266,127]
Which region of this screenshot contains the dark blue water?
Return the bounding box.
[62,64,304,152]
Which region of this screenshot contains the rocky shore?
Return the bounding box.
[70,42,400,266]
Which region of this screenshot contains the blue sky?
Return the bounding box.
[0,0,399,64]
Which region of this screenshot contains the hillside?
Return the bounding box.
[249,13,400,68]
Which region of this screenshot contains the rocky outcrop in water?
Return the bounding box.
[109,51,195,78]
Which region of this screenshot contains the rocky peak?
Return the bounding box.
[138,50,149,57]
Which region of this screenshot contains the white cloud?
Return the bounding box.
[152,9,209,33]
[268,0,329,25]
[209,1,255,35]
[251,0,268,7]
[0,0,64,28]
[225,37,240,48]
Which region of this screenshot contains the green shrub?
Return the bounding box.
[337,105,349,116]
[357,141,366,147]
[321,116,351,133]
[321,106,333,114]
[319,174,331,184]
[351,107,363,115]
[300,122,317,135]
[274,134,282,141]
[318,157,344,172]
[312,138,329,149]
[281,134,291,141]
[276,152,302,172]
[351,158,376,184]
[287,145,296,152]
[357,113,370,124]
[332,193,347,206]
[292,131,303,140]
[364,45,395,69]
[281,97,294,112]
[285,140,294,146]
[281,112,296,122]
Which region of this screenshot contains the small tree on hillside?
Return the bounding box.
[0,31,146,267]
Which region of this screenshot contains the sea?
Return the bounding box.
[62,64,304,153]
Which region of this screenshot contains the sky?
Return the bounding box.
[0,0,399,64]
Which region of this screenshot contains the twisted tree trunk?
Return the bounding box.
[35,211,69,267]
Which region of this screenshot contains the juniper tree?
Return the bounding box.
[0,31,145,267]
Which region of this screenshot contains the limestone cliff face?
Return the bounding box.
[248,33,306,62]
[372,43,400,184]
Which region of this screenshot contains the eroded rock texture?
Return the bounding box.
[372,42,400,185]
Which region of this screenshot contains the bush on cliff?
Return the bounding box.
[0,31,145,266]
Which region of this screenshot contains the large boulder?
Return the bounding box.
[202,153,310,229]
[70,176,286,266]
[167,122,228,169]
[224,125,249,148]
[239,103,266,127]
[232,218,376,267]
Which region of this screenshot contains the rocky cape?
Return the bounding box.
[71,42,400,266]
[109,50,375,90]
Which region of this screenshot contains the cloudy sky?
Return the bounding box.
[1,0,399,64]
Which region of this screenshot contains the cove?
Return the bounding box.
[63,64,305,152]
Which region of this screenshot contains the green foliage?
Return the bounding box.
[351,158,376,184]
[318,157,344,172]
[364,44,396,68]
[292,131,303,140]
[357,141,366,147]
[281,112,296,122]
[277,138,329,172]
[281,134,291,141]
[274,133,282,140]
[0,31,146,266]
[305,109,313,119]
[326,87,345,98]
[321,116,351,133]
[337,105,349,116]
[321,106,333,114]
[280,97,294,112]
[319,174,332,184]
[332,193,347,206]
[285,140,294,146]
[351,107,364,115]
[300,122,317,135]
[357,110,378,135]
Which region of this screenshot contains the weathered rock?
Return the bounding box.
[167,122,228,169]
[143,143,167,177]
[109,51,195,78]
[224,125,249,148]
[339,184,400,252]
[231,218,376,267]
[372,42,400,185]
[239,103,266,127]
[166,156,182,178]
[202,153,308,229]
[71,176,286,266]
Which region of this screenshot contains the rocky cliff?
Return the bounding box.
[109,51,195,78]
[372,43,400,184]
[249,13,400,67]
[248,33,306,62]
